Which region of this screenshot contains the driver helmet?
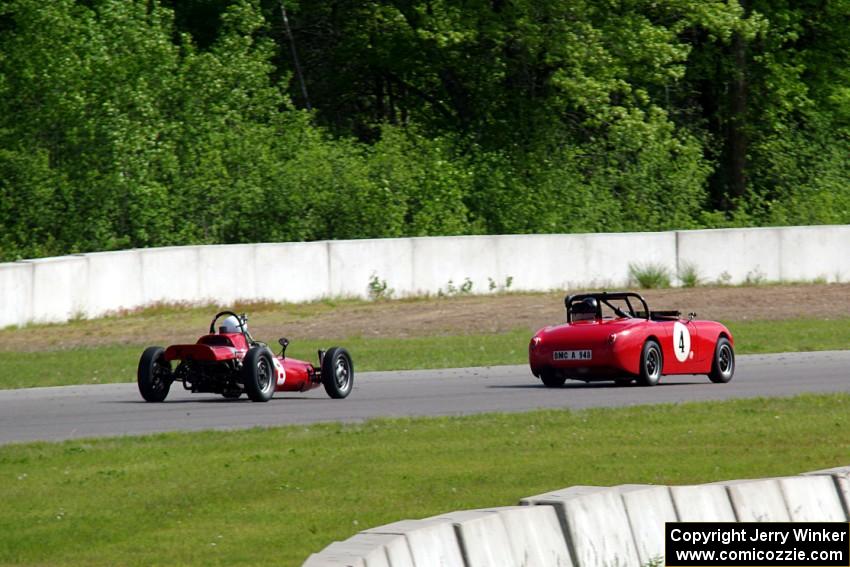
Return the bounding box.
[219,315,245,334]
[571,297,598,322]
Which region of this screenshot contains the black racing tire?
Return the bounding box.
[138,346,172,402]
[541,372,567,388]
[242,347,275,402]
[321,347,354,399]
[638,340,662,387]
[709,337,735,383]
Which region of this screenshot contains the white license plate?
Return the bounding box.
[553,350,592,361]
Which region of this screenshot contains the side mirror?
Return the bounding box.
[688,312,697,321]
[278,337,289,357]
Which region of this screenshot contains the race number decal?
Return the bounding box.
[672,322,691,363]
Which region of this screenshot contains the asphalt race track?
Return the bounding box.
[2,350,849,445]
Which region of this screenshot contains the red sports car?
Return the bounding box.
[137,311,353,402]
[529,292,734,387]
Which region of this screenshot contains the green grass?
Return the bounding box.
[2,318,850,390]
[0,319,850,389]
[724,318,850,354]
[0,331,532,390]
[1,394,849,566]
[628,262,672,289]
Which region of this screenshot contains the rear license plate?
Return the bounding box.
[553,350,592,361]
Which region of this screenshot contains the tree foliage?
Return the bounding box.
[0,0,848,261]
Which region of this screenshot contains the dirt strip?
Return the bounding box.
[3,284,850,352]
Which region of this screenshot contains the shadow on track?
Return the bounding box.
[488,380,707,389]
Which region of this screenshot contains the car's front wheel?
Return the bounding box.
[708,337,735,383]
[138,346,172,402]
[321,347,354,399]
[242,347,275,402]
[638,340,662,386]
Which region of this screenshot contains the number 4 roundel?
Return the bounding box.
[672,322,691,363]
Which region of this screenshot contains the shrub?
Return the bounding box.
[628,263,672,289]
[678,262,701,288]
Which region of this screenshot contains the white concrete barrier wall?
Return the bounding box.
[29,256,89,323]
[86,250,143,318]
[0,262,33,327]
[306,467,850,567]
[1,224,848,327]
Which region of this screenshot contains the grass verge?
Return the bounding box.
[1,394,849,566]
[1,318,850,390]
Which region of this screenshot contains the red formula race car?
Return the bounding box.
[529,292,734,387]
[137,311,353,402]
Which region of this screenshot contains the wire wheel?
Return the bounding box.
[709,338,735,383]
[138,346,172,402]
[333,356,350,390]
[256,357,272,392]
[639,341,662,386]
[243,347,275,402]
[322,347,354,399]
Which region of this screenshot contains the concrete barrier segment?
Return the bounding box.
[802,466,850,518]
[302,549,366,567]
[254,241,331,303]
[140,246,202,305]
[779,225,850,283]
[304,533,412,567]
[676,227,783,285]
[428,509,517,567]
[519,486,608,535]
[328,238,414,299]
[616,484,677,565]
[364,518,464,567]
[410,235,500,296]
[718,478,790,522]
[520,485,608,506]
[778,475,846,521]
[198,244,258,305]
[670,484,737,521]
[330,532,415,567]
[523,486,639,567]
[494,505,574,567]
[0,262,33,327]
[29,255,88,323]
[85,250,143,318]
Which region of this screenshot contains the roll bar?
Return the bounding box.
[565,291,650,322]
[209,310,256,344]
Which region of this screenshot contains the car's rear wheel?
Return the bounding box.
[242,347,275,402]
[138,346,172,402]
[708,337,735,383]
[638,340,662,387]
[321,347,354,399]
[541,372,567,388]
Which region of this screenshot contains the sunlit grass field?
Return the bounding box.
[1,394,848,566]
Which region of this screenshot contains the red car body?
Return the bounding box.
[163,332,320,394]
[138,311,353,402]
[529,292,735,386]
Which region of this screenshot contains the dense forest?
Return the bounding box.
[0,0,848,261]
